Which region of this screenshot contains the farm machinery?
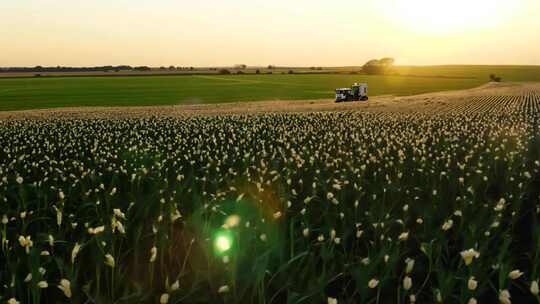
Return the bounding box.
[335,83,368,102]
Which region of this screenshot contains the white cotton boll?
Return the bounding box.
[460,249,480,266]
[327,297,338,304]
[531,280,539,295]
[105,253,115,268]
[509,270,523,280]
[218,285,229,294]
[368,279,379,289]
[468,277,478,290]
[405,258,415,274]
[149,246,157,263]
[58,279,72,298]
[442,219,453,231]
[403,276,412,290]
[160,293,169,304]
[499,289,511,304]
[170,280,180,291]
[399,232,409,241]
[7,298,20,304]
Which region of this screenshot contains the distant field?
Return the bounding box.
[0,65,539,111]
[0,74,480,111]
[394,65,540,82]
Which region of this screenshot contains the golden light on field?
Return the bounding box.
[382,0,519,34]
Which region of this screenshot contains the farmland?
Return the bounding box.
[0,74,481,112]
[1,83,540,303]
[393,65,540,83]
[1,65,540,112]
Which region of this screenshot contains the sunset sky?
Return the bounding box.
[2,0,540,67]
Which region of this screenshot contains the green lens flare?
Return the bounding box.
[216,235,231,252]
[214,231,233,254]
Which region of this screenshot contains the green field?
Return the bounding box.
[0,65,539,111]
[394,65,540,82]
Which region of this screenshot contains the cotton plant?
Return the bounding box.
[0,102,538,302]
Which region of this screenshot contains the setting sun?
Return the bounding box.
[382,0,519,34]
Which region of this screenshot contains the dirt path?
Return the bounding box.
[1,82,539,120]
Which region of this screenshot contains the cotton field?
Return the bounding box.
[1,94,540,303]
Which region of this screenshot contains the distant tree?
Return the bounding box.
[169,65,176,70]
[268,65,275,70]
[379,57,395,66]
[288,70,294,74]
[255,69,260,74]
[490,74,502,82]
[219,69,231,75]
[190,67,194,70]
[362,57,395,75]
[234,64,247,69]
[134,66,151,71]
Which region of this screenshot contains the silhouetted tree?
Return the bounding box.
[490,74,502,82]
[134,66,151,71]
[363,58,395,75]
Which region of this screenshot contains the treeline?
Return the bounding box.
[0,66,153,73]
[0,65,151,73]
[0,60,398,76]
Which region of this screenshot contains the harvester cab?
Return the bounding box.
[335,83,368,102]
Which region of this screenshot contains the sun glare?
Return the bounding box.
[382,0,518,34]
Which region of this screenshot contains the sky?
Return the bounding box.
[1,0,540,67]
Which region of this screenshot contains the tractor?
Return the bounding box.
[335,83,368,102]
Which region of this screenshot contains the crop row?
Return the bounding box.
[0,94,540,303]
